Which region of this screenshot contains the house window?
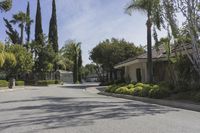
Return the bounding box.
[136,68,142,82]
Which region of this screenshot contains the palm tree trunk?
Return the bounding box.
[146,17,153,83]
[20,24,24,45]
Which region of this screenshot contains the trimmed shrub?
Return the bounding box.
[0,80,8,87]
[133,86,143,96]
[105,83,172,99]
[152,85,159,90]
[36,80,61,86]
[135,83,144,87]
[46,80,56,85]
[115,87,129,94]
[105,85,118,93]
[127,88,135,95]
[55,80,61,84]
[139,84,152,97]
[25,80,37,86]
[127,84,134,89]
[115,87,125,94]
[149,86,170,99]
[16,81,24,86]
[37,80,48,86]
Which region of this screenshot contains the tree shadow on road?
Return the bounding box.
[0,96,179,132]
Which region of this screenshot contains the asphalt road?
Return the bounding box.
[0,85,200,133]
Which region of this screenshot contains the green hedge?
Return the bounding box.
[105,83,171,99]
[16,81,25,86]
[36,80,61,86]
[0,80,8,87]
[25,80,61,86]
[25,80,36,86]
[37,80,48,86]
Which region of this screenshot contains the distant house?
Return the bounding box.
[114,46,170,83]
[85,73,99,82]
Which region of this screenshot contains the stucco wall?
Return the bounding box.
[125,63,147,82]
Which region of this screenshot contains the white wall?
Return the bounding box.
[125,63,147,82]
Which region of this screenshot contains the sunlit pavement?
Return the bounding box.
[0,85,200,133]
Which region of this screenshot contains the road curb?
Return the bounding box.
[0,87,25,92]
[99,91,200,112]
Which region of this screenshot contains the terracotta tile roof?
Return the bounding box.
[115,45,168,67]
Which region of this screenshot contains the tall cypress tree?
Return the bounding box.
[34,0,44,76]
[78,49,82,83]
[48,0,58,53]
[25,1,32,44]
[35,0,43,44]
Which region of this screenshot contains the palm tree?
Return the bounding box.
[0,0,12,12]
[125,0,162,83]
[61,40,82,83]
[10,11,26,45]
[71,42,82,83]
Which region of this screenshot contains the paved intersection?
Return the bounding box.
[0,85,199,133]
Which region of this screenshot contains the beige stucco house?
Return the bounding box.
[114,46,169,83]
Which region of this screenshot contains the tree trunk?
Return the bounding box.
[106,71,109,81]
[114,69,117,80]
[20,24,24,45]
[146,17,153,83]
[73,56,78,83]
[110,68,113,81]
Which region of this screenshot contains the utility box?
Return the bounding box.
[9,78,15,89]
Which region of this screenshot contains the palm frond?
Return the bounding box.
[0,0,12,12]
[125,0,147,15]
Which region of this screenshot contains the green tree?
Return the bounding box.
[48,0,58,53]
[35,0,43,44]
[0,42,16,68]
[0,42,6,67]
[3,44,33,79]
[0,0,12,12]
[125,0,163,83]
[25,1,33,44]
[55,53,73,71]
[82,63,98,79]
[10,11,26,45]
[61,40,82,83]
[90,38,144,81]
[34,0,46,76]
[33,35,56,79]
[3,18,20,44]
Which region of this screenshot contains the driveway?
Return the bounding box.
[0,85,199,133]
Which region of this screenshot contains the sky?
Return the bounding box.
[0,0,172,65]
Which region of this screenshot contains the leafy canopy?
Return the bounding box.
[90,38,144,70]
[5,44,33,75]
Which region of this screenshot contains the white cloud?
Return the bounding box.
[0,0,169,65]
[56,0,157,65]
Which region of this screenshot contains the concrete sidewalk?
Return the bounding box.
[63,82,100,89]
